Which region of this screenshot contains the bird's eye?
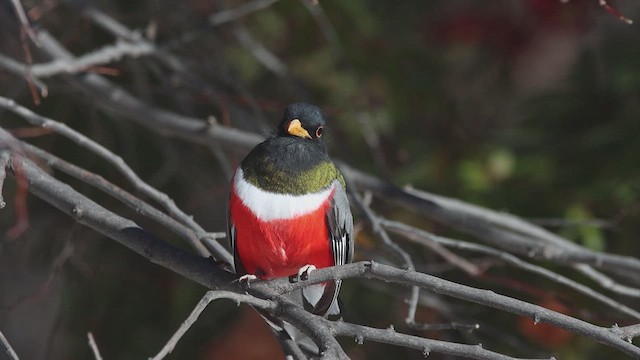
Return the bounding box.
[315,126,324,138]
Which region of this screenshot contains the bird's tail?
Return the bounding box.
[260,283,343,356]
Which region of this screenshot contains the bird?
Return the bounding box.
[227,102,354,321]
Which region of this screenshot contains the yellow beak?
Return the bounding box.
[286,119,312,139]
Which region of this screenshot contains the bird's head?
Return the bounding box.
[278,102,326,142]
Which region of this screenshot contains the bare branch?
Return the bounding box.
[574,264,640,298]
[209,0,283,26]
[381,218,640,320]
[265,262,640,358]
[87,332,103,360]
[9,0,44,104]
[339,163,640,284]
[0,151,10,209]
[33,30,262,150]
[527,217,613,229]
[0,54,48,95]
[0,128,233,289]
[615,323,640,342]
[0,330,20,360]
[75,3,273,137]
[79,6,147,42]
[28,40,154,77]
[330,320,547,360]
[299,0,341,54]
[233,25,290,78]
[274,330,309,360]
[21,142,210,256]
[0,96,231,264]
[598,0,633,24]
[346,183,422,327]
[0,119,32,240]
[9,0,38,44]
[151,291,275,360]
[4,235,73,310]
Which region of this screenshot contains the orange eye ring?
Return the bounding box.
[315,126,324,138]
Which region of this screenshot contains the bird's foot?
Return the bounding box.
[297,264,316,281]
[237,274,258,287]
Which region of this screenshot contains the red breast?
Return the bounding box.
[230,187,335,279]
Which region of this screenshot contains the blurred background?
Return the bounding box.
[1,0,640,359]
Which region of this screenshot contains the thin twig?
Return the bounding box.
[5,235,74,310]
[0,54,48,95]
[209,0,282,26]
[299,0,341,55]
[357,112,393,176]
[9,0,39,44]
[79,6,146,42]
[574,264,640,298]
[0,151,10,209]
[87,332,103,360]
[22,142,210,256]
[344,179,422,327]
[598,0,633,24]
[0,330,20,360]
[233,25,289,78]
[151,291,275,360]
[527,217,613,229]
[27,39,154,77]
[274,330,309,360]
[4,149,29,240]
[9,0,43,103]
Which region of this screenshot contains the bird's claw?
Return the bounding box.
[237,274,258,287]
[297,264,316,281]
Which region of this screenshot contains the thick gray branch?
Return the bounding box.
[330,321,546,360]
[264,262,640,358]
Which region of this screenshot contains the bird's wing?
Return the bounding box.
[303,179,354,316]
[328,179,354,268]
[227,185,246,276]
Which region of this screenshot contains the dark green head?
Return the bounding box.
[240,102,341,194]
[277,102,327,143]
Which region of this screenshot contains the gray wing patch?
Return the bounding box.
[227,204,245,275]
[310,179,353,316]
[328,180,354,267]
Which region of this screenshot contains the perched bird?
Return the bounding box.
[228,102,354,319]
